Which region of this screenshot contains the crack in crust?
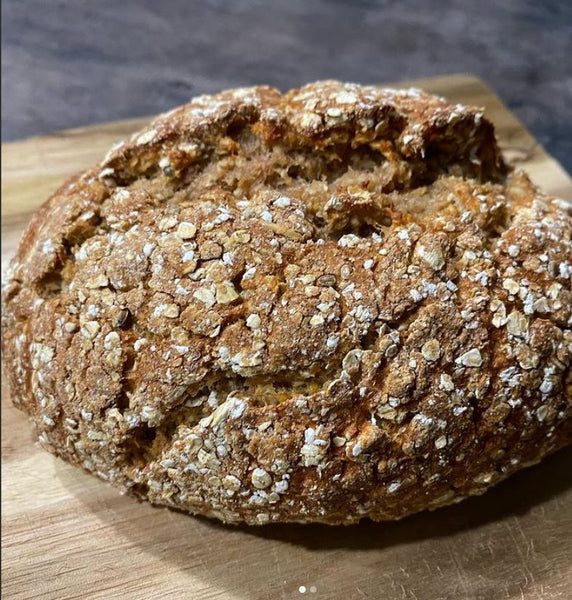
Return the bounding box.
[2,80,572,525]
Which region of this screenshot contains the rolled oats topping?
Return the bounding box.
[2,81,571,525]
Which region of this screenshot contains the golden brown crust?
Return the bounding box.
[2,81,571,525]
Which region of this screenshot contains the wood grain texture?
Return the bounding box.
[2,75,571,600]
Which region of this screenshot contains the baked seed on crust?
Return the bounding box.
[2,81,571,525]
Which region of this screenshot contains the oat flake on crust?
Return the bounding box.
[2,81,571,525]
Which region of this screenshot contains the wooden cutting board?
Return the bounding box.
[2,75,571,600]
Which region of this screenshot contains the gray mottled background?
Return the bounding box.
[2,0,571,171]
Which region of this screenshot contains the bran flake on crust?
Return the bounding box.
[2,80,572,525]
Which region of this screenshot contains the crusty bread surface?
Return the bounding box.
[2,81,571,525]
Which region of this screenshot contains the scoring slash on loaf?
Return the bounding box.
[2,81,571,525]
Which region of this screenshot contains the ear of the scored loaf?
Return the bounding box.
[101,80,506,184]
[9,81,506,291]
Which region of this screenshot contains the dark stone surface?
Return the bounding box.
[2,0,571,171]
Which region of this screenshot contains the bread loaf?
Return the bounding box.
[2,81,571,525]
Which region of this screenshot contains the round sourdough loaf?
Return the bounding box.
[2,81,571,525]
